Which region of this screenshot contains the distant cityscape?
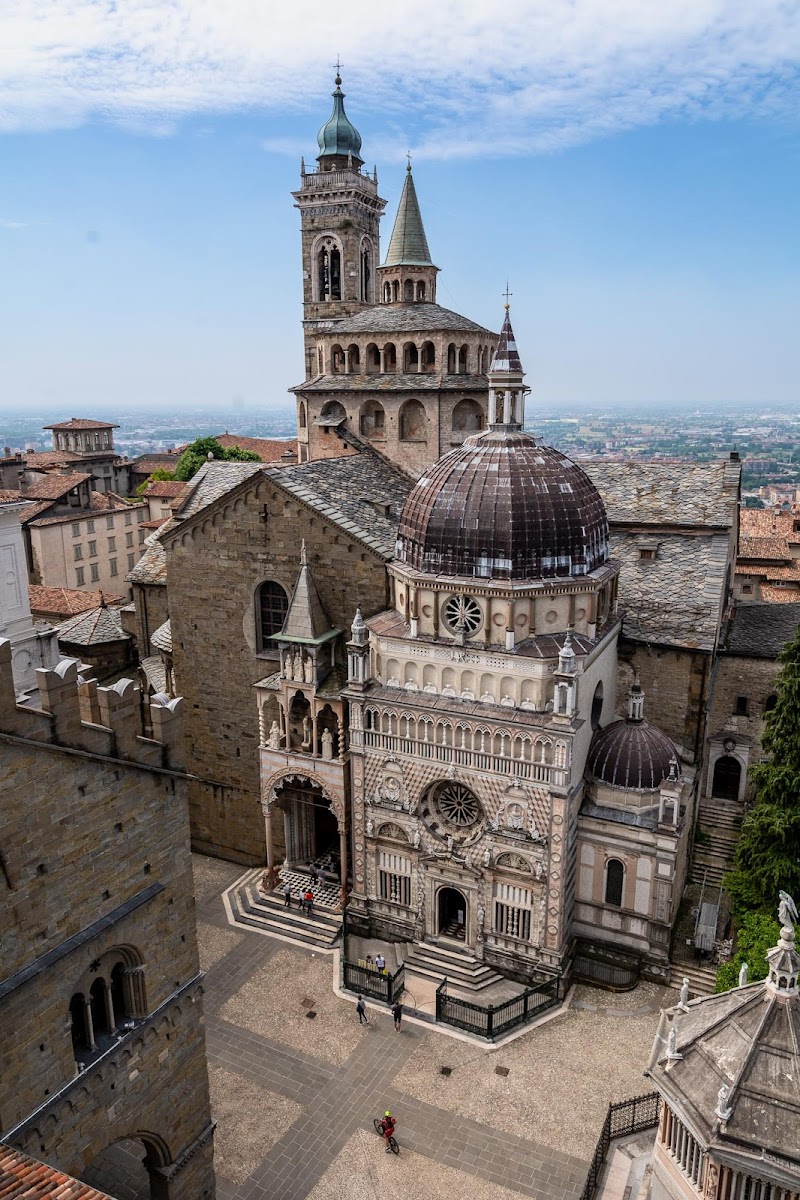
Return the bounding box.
[3,402,798,503]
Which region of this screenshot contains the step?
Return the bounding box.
[402,940,506,993]
[670,962,718,997]
[224,873,342,950]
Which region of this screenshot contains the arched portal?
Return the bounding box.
[712,755,742,800]
[81,1135,169,1200]
[437,886,467,941]
[271,778,342,881]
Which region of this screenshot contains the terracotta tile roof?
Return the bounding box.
[23,450,83,467]
[143,481,187,498]
[0,490,26,505]
[739,535,791,562]
[760,584,800,603]
[213,434,297,462]
[130,455,180,474]
[90,491,132,511]
[29,586,125,617]
[0,1142,114,1198]
[58,602,130,646]
[43,418,118,430]
[740,507,799,539]
[19,500,58,524]
[22,472,92,500]
[140,517,166,529]
[761,563,800,582]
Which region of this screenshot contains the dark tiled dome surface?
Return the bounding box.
[588,717,677,790]
[396,430,609,580]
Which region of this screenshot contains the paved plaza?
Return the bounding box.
[86,855,676,1199]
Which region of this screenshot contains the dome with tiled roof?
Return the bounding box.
[588,684,678,791]
[395,309,609,581]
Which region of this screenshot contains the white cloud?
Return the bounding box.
[1,0,799,156]
[0,218,29,228]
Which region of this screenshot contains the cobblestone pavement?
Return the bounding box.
[83,855,667,1199]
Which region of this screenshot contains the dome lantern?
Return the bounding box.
[316,74,364,168]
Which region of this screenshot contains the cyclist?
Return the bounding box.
[379,1110,396,1152]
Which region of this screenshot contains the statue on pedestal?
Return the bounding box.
[321,728,334,760]
[267,721,281,750]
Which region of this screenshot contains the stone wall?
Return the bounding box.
[165,475,390,864]
[617,639,710,763]
[0,641,215,1199]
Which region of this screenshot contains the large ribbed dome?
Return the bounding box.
[396,429,609,580]
[588,689,678,791]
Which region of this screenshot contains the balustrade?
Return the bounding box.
[362,727,569,786]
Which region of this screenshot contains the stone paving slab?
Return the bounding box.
[209,1064,303,1186]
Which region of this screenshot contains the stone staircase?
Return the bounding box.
[224,869,342,951]
[669,960,719,997]
[399,940,506,994]
[690,798,744,887]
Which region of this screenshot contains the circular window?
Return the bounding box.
[435,782,482,829]
[443,594,482,636]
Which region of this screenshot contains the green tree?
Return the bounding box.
[715,911,781,992]
[724,623,800,917]
[135,466,176,496]
[173,437,261,481]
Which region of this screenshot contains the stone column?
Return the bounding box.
[82,996,96,1050]
[339,823,348,908]
[123,965,148,1018]
[104,981,115,1032]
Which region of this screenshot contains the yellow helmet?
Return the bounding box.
[384,1111,391,1117]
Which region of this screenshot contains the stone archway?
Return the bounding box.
[437,886,468,941]
[80,1133,170,1200]
[262,770,348,905]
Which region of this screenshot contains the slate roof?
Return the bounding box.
[172,461,264,519]
[29,586,124,617]
[126,522,172,586]
[293,373,488,393]
[279,546,333,641]
[383,168,434,267]
[581,459,740,528]
[150,619,172,653]
[140,654,167,692]
[43,418,118,430]
[57,603,129,646]
[22,472,92,500]
[266,452,411,558]
[490,310,523,373]
[311,302,495,337]
[0,1142,114,1198]
[723,601,800,658]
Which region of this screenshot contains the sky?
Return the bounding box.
[1,0,799,415]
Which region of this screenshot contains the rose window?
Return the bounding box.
[443,594,482,636]
[435,783,481,828]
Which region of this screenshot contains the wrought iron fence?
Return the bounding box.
[342,959,405,1005]
[435,975,560,1039]
[573,943,642,992]
[580,1091,660,1200]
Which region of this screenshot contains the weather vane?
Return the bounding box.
[334,56,343,81]
[503,281,512,309]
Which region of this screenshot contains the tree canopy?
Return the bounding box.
[724,622,800,918]
[715,911,781,992]
[173,437,261,481]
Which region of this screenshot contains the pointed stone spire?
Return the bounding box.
[279,540,332,641]
[383,165,434,267]
[490,304,524,374]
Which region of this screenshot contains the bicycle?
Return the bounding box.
[373,1117,400,1155]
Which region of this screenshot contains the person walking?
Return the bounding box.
[392,1000,403,1031]
[283,881,292,908]
[304,889,314,915]
[356,995,368,1025]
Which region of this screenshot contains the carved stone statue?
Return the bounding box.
[267,721,281,750]
[412,829,420,849]
[779,890,798,929]
[667,1026,679,1059]
[738,962,749,987]
[366,818,374,836]
[678,977,690,1009]
[301,716,311,749]
[446,835,454,855]
[304,654,314,684]
[321,728,333,759]
[483,847,492,868]
[715,1084,732,1120]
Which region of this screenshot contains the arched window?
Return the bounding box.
[403,342,419,372]
[458,344,469,373]
[451,398,484,437]
[591,682,604,730]
[110,961,126,1022]
[447,343,457,373]
[257,581,289,651]
[69,993,89,1055]
[712,755,741,800]
[298,400,307,429]
[383,343,397,372]
[330,343,345,374]
[320,400,346,425]
[403,279,414,301]
[416,280,426,301]
[392,280,399,302]
[90,977,109,1038]
[420,341,435,372]
[764,693,777,713]
[346,343,360,372]
[399,399,427,442]
[360,400,386,439]
[365,343,381,374]
[316,243,341,301]
[360,243,371,302]
[605,859,624,907]
[383,282,391,304]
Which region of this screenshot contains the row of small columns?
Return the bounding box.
[73,966,146,1052]
[258,698,346,761]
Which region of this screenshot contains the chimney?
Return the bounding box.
[3,447,10,457]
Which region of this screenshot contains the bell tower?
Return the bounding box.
[293,74,386,379]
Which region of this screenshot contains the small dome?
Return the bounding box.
[588,688,678,791]
[396,429,609,581]
[317,75,363,165]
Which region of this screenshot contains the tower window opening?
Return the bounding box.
[605,859,624,907]
[317,244,341,301]
[404,278,414,302]
[360,246,371,302]
[416,281,426,301]
[458,344,469,373]
[257,580,289,651]
[392,280,399,302]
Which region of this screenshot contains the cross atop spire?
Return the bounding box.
[334,56,342,84]
[406,151,412,173]
[503,281,512,309]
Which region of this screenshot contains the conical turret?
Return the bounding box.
[378,163,439,304]
[487,304,525,427]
